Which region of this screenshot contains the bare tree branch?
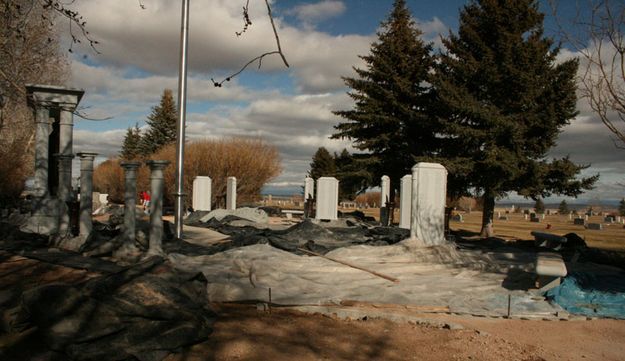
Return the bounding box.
[549,0,625,146]
[212,0,289,87]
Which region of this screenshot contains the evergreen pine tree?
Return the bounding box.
[308,147,336,180]
[534,198,545,214]
[558,200,569,214]
[140,89,177,155]
[619,198,625,216]
[334,149,370,201]
[435,0,597,237]
[119,123,142,160]
[332,0,436,196]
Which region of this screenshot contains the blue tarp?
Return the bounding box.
[545,272,625,319]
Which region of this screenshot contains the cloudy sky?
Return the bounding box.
[64,0,624,203]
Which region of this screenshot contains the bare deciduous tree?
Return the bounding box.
[0,1,69,203]
[550,0,625,145]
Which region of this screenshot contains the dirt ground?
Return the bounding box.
[2,251,624,361]
[168,304,625,361]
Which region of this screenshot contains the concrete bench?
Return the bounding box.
[281,209,304,219]
[531,231,567,251]
[534,252,567,291]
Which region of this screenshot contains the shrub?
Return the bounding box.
[94,137,282,208]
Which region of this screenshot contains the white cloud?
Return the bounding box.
[286,1,346,26]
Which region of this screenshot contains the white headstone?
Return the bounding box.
[399,174,412,229]
[226,176,237,211]
[192,176,212,211]
[380,175,390,207]
[409,163,447,246]
[304,177,314,200]
[315,177,339,220]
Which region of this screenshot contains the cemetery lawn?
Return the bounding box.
[450,211,625,251]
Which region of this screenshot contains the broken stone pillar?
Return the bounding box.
[315,177,339,221]
[121,161,140,241]
[56,153,74,237]
[304,177,314,218]
[192,176,212,211]
[409,163,447,246]
[226,176,237,211]
[399,174,412,229]
[380,175,390,226]
[77,152,97,237]
[147,160,170,255]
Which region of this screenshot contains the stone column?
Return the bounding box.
[56,153,74,236]
[33,107,51,197]
[380,175,390,226]
[192,176,212,211]
[58,109,74,156]
[78,153,98,237]
[120,161,140,241]
[315,177,339,220]
[410,163,448,246]
[399,174,412,229]
[304,177,315,218]
[226,176,237,211]
[147,160,170,255]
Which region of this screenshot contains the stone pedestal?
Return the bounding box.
[315,177,339,221]
[304,177,314,218]
[192,176,212,211]
[226,176,237,211]
[399,174,412,229]
[78,153,98,237]
[380,175,390,226]
[147,160,170,255]
[409,163,447,246]
[121,161,140,241]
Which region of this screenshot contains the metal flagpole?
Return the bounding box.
[174,0,190,239]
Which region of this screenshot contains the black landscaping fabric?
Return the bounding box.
[175,217,410,256]
[0,223,216,361]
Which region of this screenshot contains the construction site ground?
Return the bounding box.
[2,209,625,360]
[1,248,623,361]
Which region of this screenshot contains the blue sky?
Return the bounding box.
[64,0,624,203]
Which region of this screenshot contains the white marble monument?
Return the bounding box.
[409,162,447,246]
[226,176,237,211]
[192,176,212,211]
[399,174,412,229]
[315,177,339,220]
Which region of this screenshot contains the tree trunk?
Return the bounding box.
[480,192,495,238]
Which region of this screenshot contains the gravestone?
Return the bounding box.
[399,174,412,229]
[226,176,237,211]
[380,175,390,226]
[315,177,339,220]
[587,223,603,230]
[573,218,585,225]
[192,176,212,211]
[409,163,447,246]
